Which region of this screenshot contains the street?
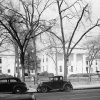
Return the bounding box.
[0,89,100,100]
[35,89,100,100]
[0,93,36,100]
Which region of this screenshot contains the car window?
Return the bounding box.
[0,79,7,83]
[54,77,58,81]
[50,77,53,81]
[60,77,63,80]
[16,78,21,82]
[10,79,17,83]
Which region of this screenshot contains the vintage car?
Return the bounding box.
[37,76,73,93]
[0,77,28,94]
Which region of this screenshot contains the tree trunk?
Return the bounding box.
[63,53,68,80]
[55,49,58,75]
[15,45,20,78]
[63,43,68,81]
[27,53,30,77]
[89,61,91,82]
[22,63,25,82]
[20,51,25,82]
[33,37,37,84]
[57,1,68,80]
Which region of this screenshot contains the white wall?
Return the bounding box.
[2,55,15,76]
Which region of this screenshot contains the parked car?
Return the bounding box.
[37,76,73,93]
[0,77,28,94]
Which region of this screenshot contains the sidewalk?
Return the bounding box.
[26,82,37,92]
[26,81,100,92]
[72,81,100,90]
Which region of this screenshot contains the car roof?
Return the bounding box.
[0,77,19,80]
[49,76,63,78]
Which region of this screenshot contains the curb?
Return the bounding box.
[73,86,100,90]
[0,94,36,100]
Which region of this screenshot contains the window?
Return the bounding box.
[0,70,2,73]
[10,79,17,83]
[0,79,7,83]
[96,60,97,65]
[86,61,88,65]
[0,57,2,63]
[86,67,88,73]
[43,56,44,62]
[71,66,73,72]
[60,77,63,80]
[0,66,2,73]
[8,69,10,73]
[59,66,62,72]
[54,77,58,81]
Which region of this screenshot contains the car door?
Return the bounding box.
[8,78,18,91]
[51,77,60,89]
[0,78,9,92]
[52,77,64,89]
[58,76,64,89]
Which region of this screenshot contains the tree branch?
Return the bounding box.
[67,4,88,55]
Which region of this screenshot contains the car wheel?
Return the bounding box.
[64,85,72,92]
[13,87,22,94]
[41,86,48,93]
[37,87,41,93]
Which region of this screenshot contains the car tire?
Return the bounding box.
[37,87,41,93]
[41,86,48,93]
[64,85,72,92]
[13,87,22,94]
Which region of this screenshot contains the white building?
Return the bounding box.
[0,50,15,76]
[40,48,88,76]
[86,57,100,74]
[0,47,100,77]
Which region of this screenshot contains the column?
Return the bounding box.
[82,54,86,73]
[73,53,77,74]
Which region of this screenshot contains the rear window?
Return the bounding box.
[10,78,21,82]
[0,79,7,83]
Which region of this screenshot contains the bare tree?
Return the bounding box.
[38,25,62,75]
[0,0,52,81]
[45,34,59,75]
[84,37,100,81]
[48,0,100,80]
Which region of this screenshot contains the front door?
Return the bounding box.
[52,77,61,89]
[8,79,18,91]
[0,79,9,92]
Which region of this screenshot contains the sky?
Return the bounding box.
[92,0,100,20]
[88,0,100,37]
[2,0,100,50]
[92,0,100,17]
[11,0,100,21]
[11,0,100,38]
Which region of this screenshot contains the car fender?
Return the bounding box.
[13,84,23,88]
[63,82,73,89]
[40,84,53,90]
[13,84,25,91]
